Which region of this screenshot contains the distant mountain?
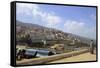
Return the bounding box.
[16,20,96,45]
[16,20,46,30]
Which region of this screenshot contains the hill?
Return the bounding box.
[16,20,96,45]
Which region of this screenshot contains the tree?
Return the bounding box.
[16,34,32,45]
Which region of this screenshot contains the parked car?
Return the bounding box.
[16,48,55,60]
[24,49,37,59]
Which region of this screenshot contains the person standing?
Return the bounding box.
[90,40,94,54]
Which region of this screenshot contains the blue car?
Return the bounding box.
[16,48,55,60]
[25,49,54,58]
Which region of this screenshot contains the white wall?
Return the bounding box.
[0,0,99,68]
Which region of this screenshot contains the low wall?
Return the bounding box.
[17,49,89,65]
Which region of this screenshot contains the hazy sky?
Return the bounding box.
[16,3,96,40]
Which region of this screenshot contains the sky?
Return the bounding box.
[16,3,97,40]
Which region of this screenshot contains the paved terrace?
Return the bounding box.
[48,52,96,64]
[16,49,96,65]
